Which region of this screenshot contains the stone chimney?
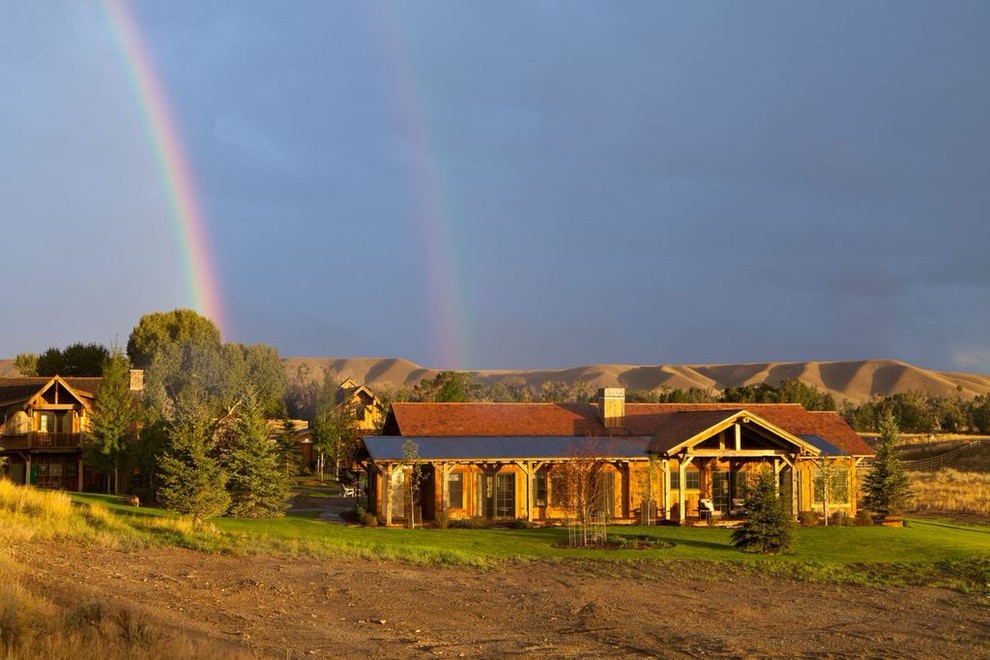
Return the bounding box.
[597,387,625,429]
[129,369,145,392]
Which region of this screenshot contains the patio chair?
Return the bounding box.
[698,498,715,522]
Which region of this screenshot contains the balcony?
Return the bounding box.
[0,432,84,451]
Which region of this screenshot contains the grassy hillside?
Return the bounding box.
[284,357,990,403]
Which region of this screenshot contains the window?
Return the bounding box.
[671,470,700,490]
[814,468,849,504]
[447,473,463,509]
[534,472,547,507]
[550,471,568,507]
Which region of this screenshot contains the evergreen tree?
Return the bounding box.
[156,391,230,522]
[862,409,912,516]
[274,416,302,477]
[731,468,794,554]
[220,392,290,518]
[86,348,137,494]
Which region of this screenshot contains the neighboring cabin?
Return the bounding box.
[296,378,385,470]
[0,372,143,490]
[360,388,874,526]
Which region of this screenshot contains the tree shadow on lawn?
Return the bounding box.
[908,518,990,536]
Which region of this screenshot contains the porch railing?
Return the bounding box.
[0,433,84,450]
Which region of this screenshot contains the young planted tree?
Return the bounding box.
[560,436,611,546]
[402,439,424,529]
[219,392,290,518]
[156,391,230,522]
[731,467,794,554]
[86,349,138,494]
[863,408,912,517]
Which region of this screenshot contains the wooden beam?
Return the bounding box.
[686,449,786,458]
[734,423,741,451]
[678,459,687,524]
[662,459,671,521]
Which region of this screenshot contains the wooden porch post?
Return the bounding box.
[439,462,452,517]
[384,463,395,526]
[734,423,742,451]
[678,455,694,523]
[791,454,798,518]
[773,458,782,496]
[661,459,671,521]
[77,457,84,492]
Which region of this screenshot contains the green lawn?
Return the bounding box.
[69,493,990,592]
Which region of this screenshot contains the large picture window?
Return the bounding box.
[534,472,547,507]
[550,471,568,508]
[447,473,463,509]
[671,470,700,490]
[813,468,849,504]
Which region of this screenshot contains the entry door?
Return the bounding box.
[712,471,730,513]
[494,473,515,519]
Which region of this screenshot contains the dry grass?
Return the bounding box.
[909,469,990,516]
[0,482,242,658]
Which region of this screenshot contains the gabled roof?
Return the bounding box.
[382,402,874,456]
[647,409,822,456]
[0,376,99,410]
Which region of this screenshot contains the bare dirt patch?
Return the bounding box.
[14,543,990,658]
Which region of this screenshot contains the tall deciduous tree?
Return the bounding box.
[156,390,230,522]
[862,409,912,516]
[127,309,222,369]
[731,468,794,554]
[13,353,38,376]
[219,391,290,518]
[311,381,358,481]
[86,349,137,494]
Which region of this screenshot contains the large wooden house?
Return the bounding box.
[0,372,144,490]
[360,388,874,526]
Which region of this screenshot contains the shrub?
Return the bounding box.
[829,511,851,527]
[361,513,379,528]
[508,519,535,529]
[798,511,819,527]
[855,509,874,526]
[451,516,487,529]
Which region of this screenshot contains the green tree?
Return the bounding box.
[311,380,358,481]
[156,391,230,522]
[13,353,38,376]
[274,417,302,477]
[220,343,288,417]
[402,439,424,529]
[85,349,138,494]
[36,343,110,376]
[127,309,222,369]
[219,392,290,518]
[862,409,912,516]
[731,468,794,554]
[412,371,475,402]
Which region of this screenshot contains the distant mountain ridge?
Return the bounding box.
[283,357,990,403]
[3,356,985,403]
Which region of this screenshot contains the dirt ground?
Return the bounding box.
[14,543,990,658]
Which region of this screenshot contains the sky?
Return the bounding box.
[2,1,989,372]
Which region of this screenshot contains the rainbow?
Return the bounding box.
[370,6,471,369]
[101,0,226,337]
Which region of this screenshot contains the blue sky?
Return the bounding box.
[3,2,989,372]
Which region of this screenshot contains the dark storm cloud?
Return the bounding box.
[2,2,988,371]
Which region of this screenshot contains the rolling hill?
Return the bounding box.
[3,356,986,403]
[283,357,990,403]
